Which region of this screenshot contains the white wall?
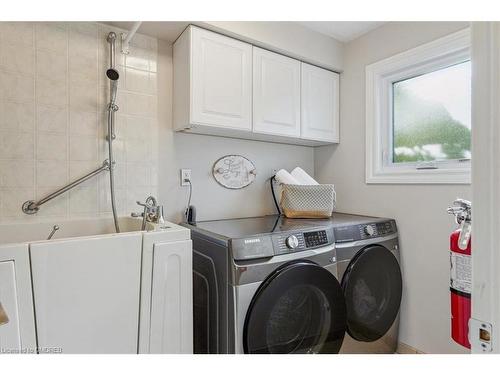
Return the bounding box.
[0,22,159,223]
[314,21,471,354]
[157,40,314,223]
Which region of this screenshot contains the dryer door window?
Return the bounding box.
[341,245,402,342]
[243,261,346,354]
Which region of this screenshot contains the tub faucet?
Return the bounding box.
[132,196,161,230]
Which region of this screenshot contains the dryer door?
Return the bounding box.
[341,245,402,342]
[243,261,346,354]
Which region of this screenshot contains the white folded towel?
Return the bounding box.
[275,169,301,185]
[291,167,318,185]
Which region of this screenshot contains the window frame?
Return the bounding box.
[366,28,471,184]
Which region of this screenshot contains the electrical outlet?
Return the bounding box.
[180,169,191,186]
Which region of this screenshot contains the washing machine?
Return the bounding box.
[184,213,402,354]
[331,213,402,354]
[184,215,348,354]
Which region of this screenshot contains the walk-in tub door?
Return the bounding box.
[30,233,142,354]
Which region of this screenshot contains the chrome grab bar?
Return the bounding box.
[22,160,110,215]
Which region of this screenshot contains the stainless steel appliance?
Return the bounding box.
[184,213,401,354]
[332,214,402,353]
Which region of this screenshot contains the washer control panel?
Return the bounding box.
[335,220,397,243]
[285,235,300,249]
[304,230,328,248]
[272,228,334,255]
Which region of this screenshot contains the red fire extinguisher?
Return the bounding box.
[447,199,472,349]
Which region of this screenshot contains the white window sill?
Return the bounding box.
[366,167,471,184]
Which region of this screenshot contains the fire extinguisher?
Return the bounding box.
[447,198,472,349]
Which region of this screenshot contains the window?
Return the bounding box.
[366,29,471,184]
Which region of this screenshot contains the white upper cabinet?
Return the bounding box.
[173,25,340,146]
[301,63,340,143]
[174,26,252,131]
[253,47,301,137]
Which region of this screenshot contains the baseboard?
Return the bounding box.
[396,342,426,354]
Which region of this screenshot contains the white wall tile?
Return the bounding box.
[70,136,98,161]
[0,71,35,102]
[36,49,67,82]
[37,132,67,161]
[36,160,68,187]
[37,105,67,133]
[126,163,150,187]
[126,139,150,163]
[0,160,34,187]
[125,116,151,140]
[35,23,68,54]
[36,77,68,107]
[69,25,98,59]
[35,190,67,217]
[70,160,100,187]
[1,187,35,218]
[125,47,150,71]
[0,42,35,75]
[70,110,98,136]
[0,22,34,47]
[69,82,97,112]
[0,22,158,224]
[0,101,34,132]
[69,184,98,215]
[0,131,34,159]
[69,54,98,85]
[124,92,153,117]
[125,68,150,93]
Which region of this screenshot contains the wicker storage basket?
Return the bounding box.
[280,184,336,219]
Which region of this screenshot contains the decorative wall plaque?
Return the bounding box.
[212,155,257,189]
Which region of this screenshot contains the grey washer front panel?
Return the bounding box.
[190,229,338,354]
[336,234,401,354]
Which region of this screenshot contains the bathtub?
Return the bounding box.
[0,217,192,354]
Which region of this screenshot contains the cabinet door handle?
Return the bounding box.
[0,302,9,325]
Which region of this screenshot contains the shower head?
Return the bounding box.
[106,68,119,105]
[106,68,119,81]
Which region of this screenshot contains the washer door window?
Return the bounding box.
[341,245,402,342]
[243,261,346,354]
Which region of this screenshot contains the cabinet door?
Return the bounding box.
[30,234,142,354]
[149,240,193,354]
[301,63,340,142]
[253,47,301,137]
[191,27,252,131]
[0,261,21,353]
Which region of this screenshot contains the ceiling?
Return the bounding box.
[106,21,189,43]
[107,21,386,44]
[298,21,386,42]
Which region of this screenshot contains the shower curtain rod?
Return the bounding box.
[121,21,142,54]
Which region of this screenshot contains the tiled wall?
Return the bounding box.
[0,22,158,223]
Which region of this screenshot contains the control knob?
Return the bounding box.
[364,225,375,236]
[285,235,299,249]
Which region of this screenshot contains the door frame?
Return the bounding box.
[471,21,500,354]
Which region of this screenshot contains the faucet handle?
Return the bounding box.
[131,212,144,218]
[136,200,147,208]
